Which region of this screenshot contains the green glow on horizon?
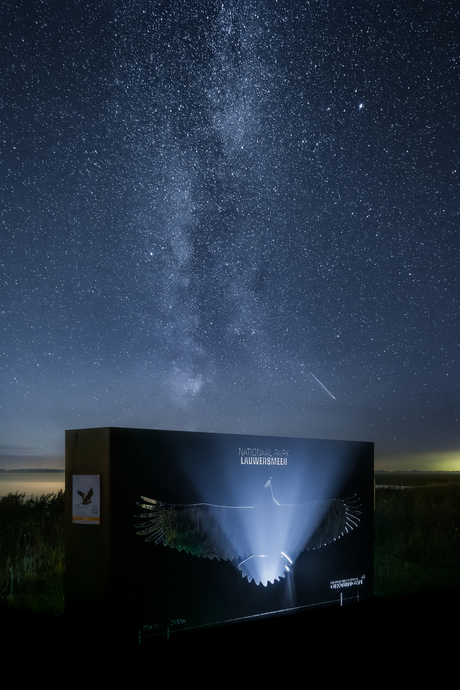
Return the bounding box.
[375,450,460,472]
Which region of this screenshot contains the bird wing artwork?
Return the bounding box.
[77,487,93,504]
[135,478,361,585]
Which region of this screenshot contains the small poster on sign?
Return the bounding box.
[72,475,100,524]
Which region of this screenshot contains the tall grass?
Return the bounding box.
[0,491,65,614]
[374,482,460,596]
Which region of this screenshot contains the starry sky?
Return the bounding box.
[1,0,458,471]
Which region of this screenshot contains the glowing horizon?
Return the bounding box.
[375,450,460,473]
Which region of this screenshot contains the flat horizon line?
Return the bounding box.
[0,468,65,473]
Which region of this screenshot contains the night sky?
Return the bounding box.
[1,0,458,471]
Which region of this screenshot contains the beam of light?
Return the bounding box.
[177,442,362,589]
[309,371,336,400]
[225,479,342,587]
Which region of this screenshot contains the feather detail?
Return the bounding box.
[134,481,361,583]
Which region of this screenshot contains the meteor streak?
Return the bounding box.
[310,372,336,400]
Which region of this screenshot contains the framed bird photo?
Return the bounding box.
[72,474,100,524]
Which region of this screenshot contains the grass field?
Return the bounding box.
[1,475,459,614]
[0,491,65,615]
[374,473,460,596]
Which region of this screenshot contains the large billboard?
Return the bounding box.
[65,428,373,641]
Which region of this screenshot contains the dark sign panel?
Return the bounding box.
[66,428,373,641]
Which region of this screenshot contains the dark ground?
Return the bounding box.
[1,589,457,674]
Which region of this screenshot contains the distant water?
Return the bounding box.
[0,472,65,498]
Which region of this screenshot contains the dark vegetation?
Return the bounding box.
[1,475,460,616]
[374,474,460,597]
[0,491,65,615]
[375,472,460,487]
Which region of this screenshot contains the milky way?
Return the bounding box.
[1,0,458,467]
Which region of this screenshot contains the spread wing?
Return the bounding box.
[77,487,93,504]
[286,495,362,553]
[135,496,254,561]
[134,484,361,566]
